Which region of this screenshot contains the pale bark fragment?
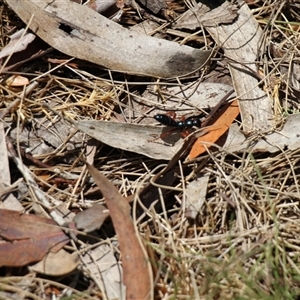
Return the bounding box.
[204,2,274,132]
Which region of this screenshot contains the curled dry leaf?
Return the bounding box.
[86,163,153,300]
[0,29,35,62]
[6,0,211,78]
[0,28,51,72]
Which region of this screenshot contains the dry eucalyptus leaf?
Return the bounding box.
[7,0,211,78]
[73,204,109,233]
[86,163,153,299]
[0,29,46,71]
[184,175,210,219]
[124,82,233,125]
[0,209,72,267]
[29,249,79,276]
[74,120,183,160]
[150,82,233,115]
[174,1,238,30]
[224,114,300,154]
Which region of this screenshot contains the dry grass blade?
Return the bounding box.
[86,163,153,300]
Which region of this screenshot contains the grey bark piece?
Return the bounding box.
[204,1,274,132]
[7,0,211,78]
[81,243,125,300]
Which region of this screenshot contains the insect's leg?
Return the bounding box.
[180,129,190,138]
[166,111,176,120]
[160,128,178,139]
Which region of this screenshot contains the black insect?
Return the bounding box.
[153,114,201,130]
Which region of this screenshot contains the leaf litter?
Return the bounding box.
[0,209,75,267]
[1,0,300,299]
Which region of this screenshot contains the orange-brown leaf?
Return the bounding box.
[188,100,239,159]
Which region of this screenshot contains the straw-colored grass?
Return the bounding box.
[1,0,300,299]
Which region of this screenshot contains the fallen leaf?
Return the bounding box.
[0,209,73,267]
[222,113,300,154]
[204,1,273,132]
[74,120,182,160]
[188,100,240,159]
[127,82,233,125]
[6,75,29,87]
[86,163,153,300]
[174,1,238,30]
[73,204,109,233]
[184,175,210,219]
[6,0,210,78]
[0,30,35,60]
[29,249,79,276]
[0,28,50,72]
